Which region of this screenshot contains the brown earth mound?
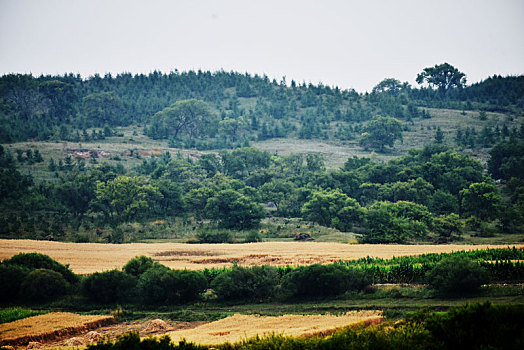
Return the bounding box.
[143,319,170,333]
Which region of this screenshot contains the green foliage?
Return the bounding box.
[147,99,216,140]
[220,147,271,180]
[432,213,462,240]
[416,62,467,91]
[428,190,458,215]
[211,265,279,301]
[434,127,444,143]
[359,116,403,151]
[243,230,262,243]
[195,228,232,243]
[372,78,405,95]
[488,140,524,181]
[460,182,503,221]
[301,189,361,231]
[82,269,137,303]
[87,331,206,350]
[137,266,207,304]
[0,146,33,202]
[3,252,78,284]
[82,91,125,127]
[362,201,433,243]
[280,264,370,298]
[19,268,68,302]
[93,176,163,225]
[376,178,434,206]
[122,255,158,278]
[426,255,488,296]
[423,302,524,350]
[0,307,46,324]
[204,189,265,230]
[85,303,524,350]
[0,263,31,301]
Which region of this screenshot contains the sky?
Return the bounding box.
[0,0,523,92]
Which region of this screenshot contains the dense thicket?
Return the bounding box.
[0,253,77,302]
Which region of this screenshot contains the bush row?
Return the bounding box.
[0,253,78,302]
[1,251,522,304]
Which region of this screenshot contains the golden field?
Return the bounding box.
[0,239,520,273]
[168,311,382,345]
[0,312,113,345]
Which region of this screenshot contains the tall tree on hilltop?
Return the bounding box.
[416,63,466,91]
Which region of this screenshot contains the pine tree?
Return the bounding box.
[48,158,57,172]
[435,127,444,144]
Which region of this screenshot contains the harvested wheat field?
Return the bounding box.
[169,311,382,345]
[0,312,114,347]
[0,239,521,274]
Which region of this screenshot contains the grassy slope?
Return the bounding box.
[255,108,518,169]
[3,107,523,245]
[7,108,519,180]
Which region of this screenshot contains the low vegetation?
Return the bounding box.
[0,307,46,324]
[84,303,523,349]
[1,250,522,306]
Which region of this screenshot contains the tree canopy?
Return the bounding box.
[416,62,467,91]
[359,116,403,151]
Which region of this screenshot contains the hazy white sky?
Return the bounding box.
[1,0,523,92]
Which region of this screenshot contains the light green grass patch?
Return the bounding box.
[0,307,47,324]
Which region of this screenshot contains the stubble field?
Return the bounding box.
[168,311,382,345]
[1,239,520,273]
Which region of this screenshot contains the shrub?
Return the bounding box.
[4,253,78,284]
[426,256,488,296]
[0,263,31,301]
[211,265,279,301]
[19,268,68,302]
[432,213,463,240]
[243,230,262,243]
[280,264,370,299]
[195,229,232,243]
[82,270,137,303]
[137,266,207,304]
[173,270,208,303]
[87,331,207,350]
[423,302,524,350]
[123,255,158,277]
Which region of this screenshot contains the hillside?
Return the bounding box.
[0,69,523,245]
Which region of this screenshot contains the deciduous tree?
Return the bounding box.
[359,116,403,151]
[416,62,466,91]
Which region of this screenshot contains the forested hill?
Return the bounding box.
[1,69,523,146]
